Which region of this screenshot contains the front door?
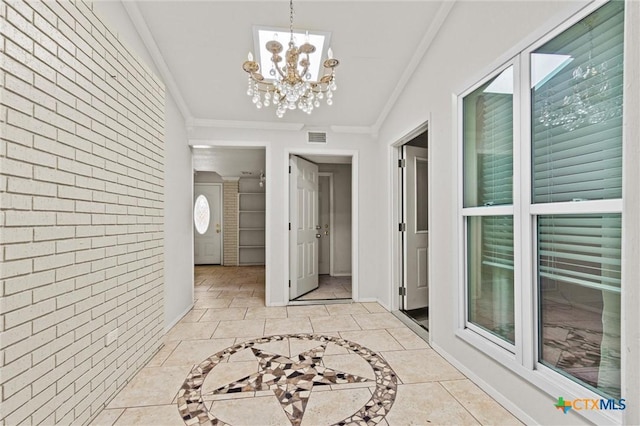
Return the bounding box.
[404,146,429,310]
[194,184,222,264]
[289,156,319,299]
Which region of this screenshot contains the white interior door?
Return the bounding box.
[404,146,429,310]
[194,184,222,265]
[289,156,319,299]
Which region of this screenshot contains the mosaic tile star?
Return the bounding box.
[207,344,371,425]
[177,334,398,426]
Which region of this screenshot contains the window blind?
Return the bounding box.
[531,1,624,204]
[478,92,513,268]
[463,66,513,208]
[482,215,514,269]
[479,94,513,206]
[538,214,621,293]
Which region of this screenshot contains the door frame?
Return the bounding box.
[285,148,358,303]
[193,182,223,265]
[318,172,335,276]
[389,121,431,334]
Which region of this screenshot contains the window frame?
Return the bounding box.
[458,57,521,352]
[525,0,624,400]
[455,1,625,423]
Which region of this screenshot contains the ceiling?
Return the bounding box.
[130,1,450,131]
[192,147,266,176]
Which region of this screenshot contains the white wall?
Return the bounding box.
[376,1,639,424]
[93,1,194,330]
[162,95,193,329]
[318,163,351,275]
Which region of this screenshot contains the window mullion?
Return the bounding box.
[518,48,535,369]
[462,206,513,217]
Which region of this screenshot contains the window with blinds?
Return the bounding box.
[537,214,622,398]
[531,1,624,204]
[459,0,626,404]
[533,1,624,400]
[467,216,515,344]
[462,65,515,345]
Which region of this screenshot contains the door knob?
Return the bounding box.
[316,225,321,230]
[316,234,321,238]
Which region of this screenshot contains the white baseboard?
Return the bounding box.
[429,342,536,426]
[164,302,194,333]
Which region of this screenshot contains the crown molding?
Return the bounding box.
[122,1,192,121]
[371,0,456,136]
[191,118,305,132]
[190,119,377,136]
[329,125,375,135]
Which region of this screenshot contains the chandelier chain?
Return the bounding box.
[289,0,294,43]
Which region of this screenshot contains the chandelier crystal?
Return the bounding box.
[538,18,621,132]
[242,0,339,118]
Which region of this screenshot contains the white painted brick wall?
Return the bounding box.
[0,1,165,424]
[223,180,239,266]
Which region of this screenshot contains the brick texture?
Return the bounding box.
[222,180,238,266]
[0,1,165,424]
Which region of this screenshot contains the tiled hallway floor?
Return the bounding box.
[92,266,522,426]
[296,275,352,301]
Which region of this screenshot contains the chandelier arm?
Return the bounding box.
[273,62,287,79]
[300,58,311,77]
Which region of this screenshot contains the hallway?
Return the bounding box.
[91,266,521,425]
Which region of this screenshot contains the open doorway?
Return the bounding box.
[288,153,353,302]
[192,146,267,301]
[398,128,429,330]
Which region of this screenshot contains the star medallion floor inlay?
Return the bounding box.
[93,266,524,426]
[177,334,398,426]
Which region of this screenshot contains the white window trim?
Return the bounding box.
[458,57,520,352]
[455,1,625,423]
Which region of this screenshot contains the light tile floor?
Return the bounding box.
[297,275,352,301]
[92,266,522,426]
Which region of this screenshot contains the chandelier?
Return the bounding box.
[242,0,339,118]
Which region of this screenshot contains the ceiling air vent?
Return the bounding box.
[307,131,327,144]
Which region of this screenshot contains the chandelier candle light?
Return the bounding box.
[242,0,339,118]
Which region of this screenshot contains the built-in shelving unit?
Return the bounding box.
[238,178,265,265]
